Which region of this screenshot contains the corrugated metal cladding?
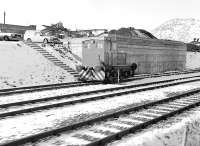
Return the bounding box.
[107,35,186,74]
[82,35,186,74]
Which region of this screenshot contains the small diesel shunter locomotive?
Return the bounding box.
[77,29,186,82]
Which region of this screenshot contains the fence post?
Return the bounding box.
[182,125,188,146]
[117,69,120,83]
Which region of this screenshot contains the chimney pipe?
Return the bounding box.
[4,11,5,24]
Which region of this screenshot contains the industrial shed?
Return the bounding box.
[0,23,36,35]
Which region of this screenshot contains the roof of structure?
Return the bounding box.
[108,27,157,39]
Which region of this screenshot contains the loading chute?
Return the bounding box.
[41,22,108,38]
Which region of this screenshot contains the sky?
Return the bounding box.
[0,0,200,31]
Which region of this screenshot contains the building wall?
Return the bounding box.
[0,23,36,34]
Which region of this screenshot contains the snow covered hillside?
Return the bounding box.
[152,18,200,43]
[0,42,76,89]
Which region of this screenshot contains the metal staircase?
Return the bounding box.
[26,43,79,78]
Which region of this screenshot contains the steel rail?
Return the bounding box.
[1,87,200,146]
[1,76,200,118]
[0,81,101,96]
[87,94,200,145]
[123,69,200,82]
[0,69,199,96]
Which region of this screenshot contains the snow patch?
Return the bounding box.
[186,52,200,69]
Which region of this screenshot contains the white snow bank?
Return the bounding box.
[186,52,200,69]
[0,42,75,89]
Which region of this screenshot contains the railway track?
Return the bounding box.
[0,81,101,96]
[123,69,200,82]
[1,86,200,146]
[1,75,200,118]
[0,69,199,96]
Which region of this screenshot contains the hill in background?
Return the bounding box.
[152,18,200,43]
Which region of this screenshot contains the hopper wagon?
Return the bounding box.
[77,34,186,82]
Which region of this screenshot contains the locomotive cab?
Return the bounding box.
[80,37,138,82]
[82,39,105,68]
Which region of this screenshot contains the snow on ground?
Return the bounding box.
[1,74,200,114]
[2,70,200,106]
[1,81,200,144]
[2,77,199,114]
[186,51,200,70]
[124,71,200,85]
[0,41,76,89]
[1,41,200,145]
[108,107,200,146]
[0,84,120,105]
[0,41,199,89]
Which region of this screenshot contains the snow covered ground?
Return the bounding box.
[0,40,199,89]
[0,41,76,89]
[34,105,200,146]
[0,84,120,105]
[1,80,200,144]
[2,76,200,114]
[2,70,200,106]
[1,41,200,145]
[108,106,200,146]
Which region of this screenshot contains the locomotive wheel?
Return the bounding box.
[131,63,137,77]
[27,38,32,42]
[104,72,111,83]
[104,69,116,83]
[131,63,137,71]
[124,71,130,78]
[4,36,9,41]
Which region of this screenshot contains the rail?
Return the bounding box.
[1,87,200,146]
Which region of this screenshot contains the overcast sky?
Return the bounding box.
[0,0,199,31]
